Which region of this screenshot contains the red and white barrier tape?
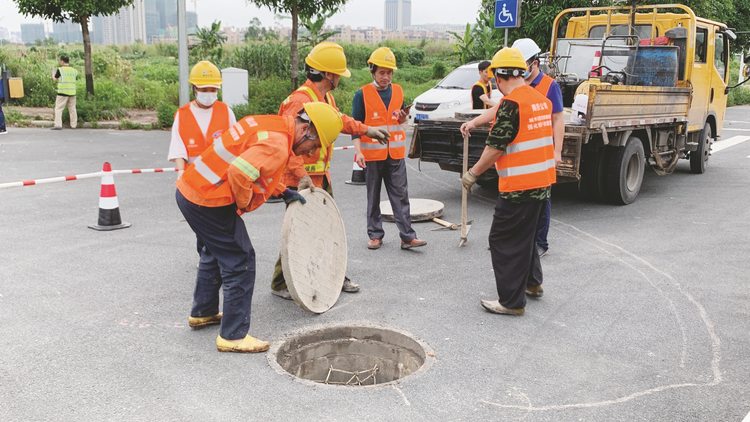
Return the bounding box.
[0,167,177,189]
[332,145,355,151]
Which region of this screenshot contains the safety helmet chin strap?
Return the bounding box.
[309,67,337,91]
[293,110,318,149]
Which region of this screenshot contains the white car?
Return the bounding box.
[407,62,501,125]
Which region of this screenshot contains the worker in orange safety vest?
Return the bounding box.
[270,42,390,299]
[352,47,427,251]
[175,102,343,353]
[459,47,556,317]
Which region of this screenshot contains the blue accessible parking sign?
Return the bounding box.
[495,0,520,28]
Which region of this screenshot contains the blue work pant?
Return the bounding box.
[0,100,6,131]
[176,190,256,340]
[365,156,417,243]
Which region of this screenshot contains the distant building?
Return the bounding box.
[52,19,83,44]
[95,0,147,44]
[0,27,9,41]
[221,27,248,45]
[89,0,197,44]
[329,24,456,45]
[384,0,411,32]
[21,23,46,43]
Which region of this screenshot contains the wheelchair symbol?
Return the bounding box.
[498,3,513,23]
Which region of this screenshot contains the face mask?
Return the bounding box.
[196,91,218,107]
[523,69,532,79]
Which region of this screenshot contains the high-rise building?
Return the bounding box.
[90,0,197,44]
[52,19,83,43]
[98,0,147,44]
[0,27,10,41]
[384,0,411,32]
[21,23,46,43]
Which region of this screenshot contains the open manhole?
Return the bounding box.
[268,324,433,387]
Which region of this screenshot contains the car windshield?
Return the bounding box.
[435,67,479,89]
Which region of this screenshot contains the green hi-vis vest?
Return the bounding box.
[57,67,78,96]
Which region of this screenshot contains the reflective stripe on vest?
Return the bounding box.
[177,101,231,158]
[472,81,491,109]
[494,85,556,192]
[57,67,77,96]
[360,83,406,161]
[532,74,554,97]
[283,84,337,175]
[178,115,293,209]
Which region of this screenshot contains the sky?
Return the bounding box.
[0,0,483,33]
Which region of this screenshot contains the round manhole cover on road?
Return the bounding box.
[268,324,434,387]
[380,198,444,222]
[280,189,347,314]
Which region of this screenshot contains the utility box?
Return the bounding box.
[221,67,248,108]
[8,78,24,98]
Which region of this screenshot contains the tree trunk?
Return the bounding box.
[291,1,299,89]
[80,14,94,98]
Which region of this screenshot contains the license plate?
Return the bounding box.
[415,113,429,121]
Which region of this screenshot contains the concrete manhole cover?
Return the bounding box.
[280,189,347,313]
[268,324,434,387]
[380,198,444,222]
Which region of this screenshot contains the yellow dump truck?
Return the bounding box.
[411,3,750,204]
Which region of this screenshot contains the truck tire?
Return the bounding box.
[606,136,645,205]
[690,124,711,174]
[583,147,611,202]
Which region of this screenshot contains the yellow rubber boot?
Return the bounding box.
[188,313,222,329]
[216,335,270,353]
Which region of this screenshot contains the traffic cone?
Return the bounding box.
[88,162,131,231]
[590,51,602,77]
[345,156,366,185]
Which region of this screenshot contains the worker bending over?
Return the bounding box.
[175,103,343,352]
[459,47,556,316]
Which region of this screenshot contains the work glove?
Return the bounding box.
[281,188,306,205]
[297,175,316,192]
[461,170,477,194]
[365,126,390,145]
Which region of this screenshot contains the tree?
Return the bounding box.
[12,0,136,97]
[448,23,477,65]
[246,0,351,88]
[299,8,339,49]
[196,20,228,52]
[245,17,264,40]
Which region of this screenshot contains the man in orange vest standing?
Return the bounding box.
[459,47,556,316]
[168,61,237,179]
[472,60,496,110]
[512,38,564,259]
[270,42,390,299]
[352,47,426,250]
[175,102,343,353]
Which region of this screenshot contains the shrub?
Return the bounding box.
[432,61,447,80]
[227,41,290,79]
[158,102,179,128]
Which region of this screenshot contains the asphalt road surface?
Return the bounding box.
[1,106,749,421]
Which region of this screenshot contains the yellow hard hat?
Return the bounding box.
[367,47,398,70]
[301,102,343,150]
[488,47,528,78]
[305,42,351,78]
[189,61,222,87]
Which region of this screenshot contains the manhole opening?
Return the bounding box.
[270,325,431,387]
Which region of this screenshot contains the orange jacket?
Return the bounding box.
[494,85,556,193]
[359,83,407,161]
[278,79,368,188]
[176,115,296,213]
[472,81,492,109]
[532,73,554,97]
[177,101,230,157]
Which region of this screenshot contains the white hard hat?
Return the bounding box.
[511,38,542,61]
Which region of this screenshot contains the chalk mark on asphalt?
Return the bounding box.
[391,384,411,406]
[481,220,722,412]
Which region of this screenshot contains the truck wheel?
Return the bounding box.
[607,136,645,205]
[690,124,711,174]
[583,147,610,202]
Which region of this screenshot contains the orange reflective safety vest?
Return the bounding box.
[176,115,294,212]
[359,83,407,161]
[279,85,336,176]
[532,73,554,97]
[494,85,556,193]
[177,101,231,159]
[472,81,492,109]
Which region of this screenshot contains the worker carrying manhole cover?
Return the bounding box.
[175,102,343,353]
[459,47,557,316]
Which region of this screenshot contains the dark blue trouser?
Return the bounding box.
[176,189,256,340]
[535,197,551,250]
[489,197,544,310]
[365,156,417,243]
[0,100,6,131]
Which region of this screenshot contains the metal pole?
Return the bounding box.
[177,0,190,106]
[504,28,508,47]
[740,49,745,85]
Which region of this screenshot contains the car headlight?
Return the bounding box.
[437,100,462,110]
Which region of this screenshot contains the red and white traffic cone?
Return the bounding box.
[345,156,366,185]
[88,162,131,231]
[590,51,602,77]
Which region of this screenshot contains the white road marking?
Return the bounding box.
[713,136,750,153]
[721,127,750,131]
[743,409,750,422]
